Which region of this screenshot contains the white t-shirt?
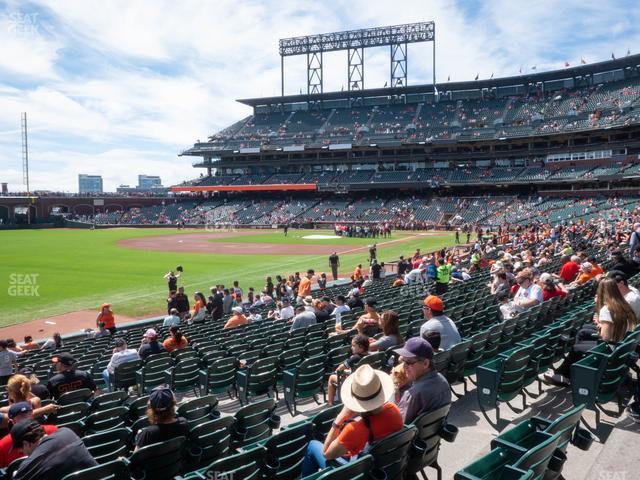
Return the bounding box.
[278,306,295,320]
[333,304,351,325]
[514,283,543,306]
[107,349,140,374]
[625,287,640,321]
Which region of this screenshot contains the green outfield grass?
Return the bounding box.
[0,228,456,327]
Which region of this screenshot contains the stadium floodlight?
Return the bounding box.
[278,22,436,96]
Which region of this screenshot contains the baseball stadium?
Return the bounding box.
[0,13,639,480]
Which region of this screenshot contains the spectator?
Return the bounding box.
[209,285,224,320]
[96,303,116,335]
[224,306,248,330]
[138,329,166,361]
[435,258,452,294]
[222,289,234,315]
[512,268,543,311]
[175,287,190,319]
[572,262,597,286]
[6,339,22,354]
[135,388,188,450]
[0,402,57,468]
[607,270,640,321]
[369,310,403,352]
[102,339,140,392]
[558,255,580,283]
[300,365,401,476]
[392,273,406,287]
[3,375,42,412]
[40,333,62,351]
[164,270,180,293]
[163,308,181,327]
[11,421,97,480]
[351,298,381,337]
[419,295,461,350]
[290,305,317,332]
[247,306,263,323]
[611,251,639,279]
[21,336,39,351]
[327,334,369,406]
[18,368,50,401]
[297,269,314,302]
[545,277,637,386]
[191,292,207,323]
[93,322,111,339]
[539,273,567,301]
[394,337,451,423]
[163,326,189,353]
[46,353,96,400]
[0,341,18,386]
[331,295,351,330]
[422,330,442,352]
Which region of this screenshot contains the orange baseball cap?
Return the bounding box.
[423,295,444,311]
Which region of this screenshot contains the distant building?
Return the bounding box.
[138,175,162,189]
[78,174,103,194]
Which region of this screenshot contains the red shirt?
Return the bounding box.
[542,287,567,302]
[559,262,580,283]
[0,424,57,467]
[337,403,403,457]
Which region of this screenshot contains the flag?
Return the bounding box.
[341,85,344,91]
[611,52,616,60]
[384,81,388,88]
[627,49,631,56]
[581,57,586,64]
[519,66,522,74]
[474,73,479,80]
[447,75,450,82]
[490,72,494,79]
[531,65,537,70]
[564,61,570,67]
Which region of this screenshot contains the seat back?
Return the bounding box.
[445,340,472,383]
[84,406,128,433]
[512,432,560,480]
[177,395,219,426]
[311,403,343,440]
[543,404,585,452]
[368,425,417,480]
[60,458,131,480]
[51,402,90,425]
[189,416,236,467]
[127,435,186,480]
[195,445,266,480]
[82,427,132,463]
[138,356,173,392]
[293,355,326,396]
[410,403,451,470]
[264,422,314,480]
[498,345,533,397]
[113,360,142,390]
[315,454,375,480]
[57,388,92,406]
[172,358,200,392]
[90,391,128,411]
[233,398,278,447]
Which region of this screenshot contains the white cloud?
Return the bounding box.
[0,0,638,192]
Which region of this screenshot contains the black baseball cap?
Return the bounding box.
[51,352,75,366]
[394,337,434,360]
[9,402,33,419]
[18,367,34,377]
[11,419,41,447]
[149,388,174,411]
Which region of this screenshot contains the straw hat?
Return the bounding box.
[340,364,394,413]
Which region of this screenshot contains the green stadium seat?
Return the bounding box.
[236,355,279,405]
[283,354,327,415]
[187,416,236,469]
[407,403,454,480]
[262,422,314,480]
[82,427,133,463]
[177,445,267,480]
[82,405,128,434]
[136,355,173,393]
[198,356,238,399]
[177,395,220,428]
[231,398,280,449]
[109,360,142,391]
[60,458,131,480]
[368,425,417,480]
[124,435,187,480]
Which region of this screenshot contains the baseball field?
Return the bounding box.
[0,227,456,332]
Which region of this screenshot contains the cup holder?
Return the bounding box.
[573,428,594,451]
[268,414,281,429]
[547,448,567,473]
[439,423,459,443]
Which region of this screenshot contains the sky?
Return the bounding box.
[0,0,638,192]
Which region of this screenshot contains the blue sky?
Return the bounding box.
[0,0,638,192]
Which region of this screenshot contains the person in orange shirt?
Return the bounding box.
[96,303,116,334]
[296,269,314,303]
[353,264,363,280]
[392,274,405,287]
[163,326,189,353]
[21,336,39,351]
[573,262,597,286]
[588,256,604,277]
[224,307,248,330]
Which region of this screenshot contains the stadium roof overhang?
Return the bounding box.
[171,183,317,193]
[237,54,640,107]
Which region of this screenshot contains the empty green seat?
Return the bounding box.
[60,458,131,480]
[198,357,237,399]
[283,355,326,416]
[124,435,186,480]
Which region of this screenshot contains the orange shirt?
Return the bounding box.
[298,277,312,297]
[21,342,39,351]
[392,278,405,287]
[337,403,403,457]
[193,300,205,315]
[224,314,248,330]
[591,264,604,276]
[98,311,116,329]
[576,271,596,285]
[163,336,188,353]
[354,267,362,279]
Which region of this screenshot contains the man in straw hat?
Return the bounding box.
[300,364,402,476]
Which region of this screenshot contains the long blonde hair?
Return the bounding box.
[596,278,638,343]
[8,374,32,403]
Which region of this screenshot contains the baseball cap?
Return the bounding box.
[143,329,157,339]
[394,337,434,360]
[11,419,41,447]
[539,273,553,284]
[9,401,33,419]
[149,387,175,411]
[113,338,127,348]
[581,262,593,271]
[232,306,243,314]
[423,295,444,311]
[18,367,34,377]
[51,352,75,366]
